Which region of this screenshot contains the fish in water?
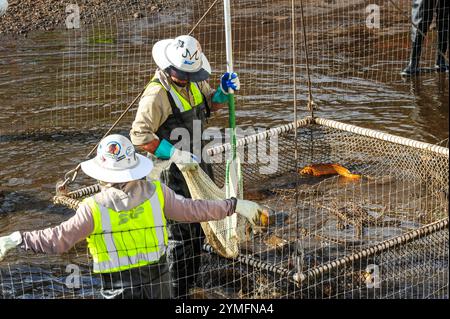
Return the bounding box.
[299,164,361,179]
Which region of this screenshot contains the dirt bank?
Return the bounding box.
[0,0,171,36]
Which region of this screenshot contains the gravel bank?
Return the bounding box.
[0,0,170,36]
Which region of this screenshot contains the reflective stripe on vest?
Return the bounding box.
[147,79,204,113]
[84,180,168,274]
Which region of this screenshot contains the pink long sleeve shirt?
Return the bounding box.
[21,180,236,254]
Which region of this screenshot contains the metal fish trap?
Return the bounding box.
[43,117,449,299]
[194,117,448,299]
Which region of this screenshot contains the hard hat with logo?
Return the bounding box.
[81,134,153,183]
[152,35,211,82]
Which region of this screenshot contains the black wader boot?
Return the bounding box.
[401,0,435,76]
[163,163,206,299]
[435,0,449,72]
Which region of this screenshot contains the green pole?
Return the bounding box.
[229,92,236,160]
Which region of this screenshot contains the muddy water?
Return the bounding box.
[0,4,449,298]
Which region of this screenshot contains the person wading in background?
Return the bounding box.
[0,134,269,299]
[129,35,240,298]
[401,0,449,76]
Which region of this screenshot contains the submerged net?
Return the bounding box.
[42,117,448,299]
[193,117,448,299]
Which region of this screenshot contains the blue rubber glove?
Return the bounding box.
[220,72,240,94]
[212,72,240,103]
[154,139,175,160]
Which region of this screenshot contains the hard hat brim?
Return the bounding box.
[80,153,154,184]
[152,39,211,82]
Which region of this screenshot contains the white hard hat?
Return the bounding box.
[152,35,211,82]
[81,134,153,184]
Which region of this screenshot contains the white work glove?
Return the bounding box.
[0,231,22,261]
[235,200,271,226]
[171,149,199,172]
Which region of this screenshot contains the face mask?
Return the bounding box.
[166,66,190,82]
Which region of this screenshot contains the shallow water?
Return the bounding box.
[0,2,448,298]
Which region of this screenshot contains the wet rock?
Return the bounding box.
[5,177,32,187]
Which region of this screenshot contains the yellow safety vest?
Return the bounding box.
[147,77,204,112]
[84,180,168,274]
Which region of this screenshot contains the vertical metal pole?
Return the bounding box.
[224,0,242,202]
[291,0,301,297]
[224,0,236,161]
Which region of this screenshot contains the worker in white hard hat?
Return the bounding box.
[0,134,268,299]
[129,35,240,298]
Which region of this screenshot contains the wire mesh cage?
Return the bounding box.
[193,117,449,299]
[3,117,447,299]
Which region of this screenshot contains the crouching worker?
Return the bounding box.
[0,134,268,299]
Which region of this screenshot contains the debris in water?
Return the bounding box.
[264,235,288,249]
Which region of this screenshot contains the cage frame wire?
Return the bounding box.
[50,116,449,298]
[207,116,448,293]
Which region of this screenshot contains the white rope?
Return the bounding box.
[207,117,313,156]
[315,117,449,157]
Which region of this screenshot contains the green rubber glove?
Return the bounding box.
[154,139,175,160]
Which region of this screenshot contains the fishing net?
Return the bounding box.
[44,116,448,299]
[193,116,448,299]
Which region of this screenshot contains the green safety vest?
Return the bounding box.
[84,180,168,274]
[147,77,204,112]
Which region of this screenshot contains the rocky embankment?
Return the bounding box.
[0,0,169,36]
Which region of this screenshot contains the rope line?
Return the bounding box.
[188,0,220,35]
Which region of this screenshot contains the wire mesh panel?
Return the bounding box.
[0,237,172,299]
[2,0,446,135]
[195,118,449,299]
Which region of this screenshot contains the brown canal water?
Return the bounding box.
[0,5,448,298]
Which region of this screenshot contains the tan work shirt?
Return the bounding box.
[130,70,216,146]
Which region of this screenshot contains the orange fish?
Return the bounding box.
[299,164,361,179]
